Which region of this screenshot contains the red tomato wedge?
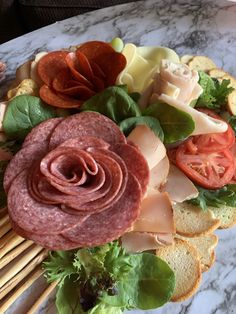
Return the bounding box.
[230,142,236,184]
[176,140,235,189]
[186,109,235,153]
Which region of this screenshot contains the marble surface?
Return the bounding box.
[1,0,236,313]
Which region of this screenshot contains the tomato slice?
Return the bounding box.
[176,141,235,189]
[188,109,235,153]
[230,141,236,184]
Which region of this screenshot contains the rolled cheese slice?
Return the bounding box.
[159,94,228,135]
[131,192,175,233]
[127,125,166,170]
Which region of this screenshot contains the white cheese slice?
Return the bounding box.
[127,125,166,170]
[159,94,228,135]
[0,102,7,132]
[161,164,199,202]
[131,192,175,233]
[121,232,173,253]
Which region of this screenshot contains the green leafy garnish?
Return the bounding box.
[3,95,57,140]
[143,101,195,144]
[188,184,236,210]
[119,116,164,140]
[43,242,175,314]
[196,71,234,111]
[228,115,236,135]
[81,86,141,124]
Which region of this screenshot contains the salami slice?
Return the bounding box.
[77,41,115,60]
[10,218,81,250]
[37,51,69,86]
[62,173,142,246]
[23,117,63,148]
[113,143,150,195]
[3,142,48,193]
[7,170,86,235]
[40,85,83,108]
[49,112,126,149]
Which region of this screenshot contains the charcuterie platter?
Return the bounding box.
[1,38,236,313]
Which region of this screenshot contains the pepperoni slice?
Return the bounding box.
[40,85,83,108]
[77,41,115,60]
[37,51,69,86]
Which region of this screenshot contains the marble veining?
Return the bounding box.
[1,0,236,313]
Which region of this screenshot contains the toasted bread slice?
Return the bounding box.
[173,202,220,237]
[156,238,201,302]
[227,89,236,115]
[209,205,236,229]
[176,234,218,272]
[188,56,216,72]
[208,68,227,79]
[180,55,193,64]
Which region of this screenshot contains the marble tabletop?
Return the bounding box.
[1,0,236,313]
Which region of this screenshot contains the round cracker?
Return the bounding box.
[173,202,220,237]
[156,238,201,302]
[209,205,236,229]
[188,56,216,72]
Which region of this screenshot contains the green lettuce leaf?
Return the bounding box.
[81,86,141,123]
[3,95,57,140]
[188,184,236,210]
[144,101,195,144]
[196,71,234,110]
[119,116,164,140]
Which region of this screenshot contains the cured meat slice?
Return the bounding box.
[7,170,86,235]
[59,136,110,150]
[37,51,69,86]
[113,143,149,195]
[40,85,83,108]
[3,142,48,192]
[52,70,96,98]
[62,173,142,246]
[9,218,81,250]
[49,112,126,149]
[23,117,63,148]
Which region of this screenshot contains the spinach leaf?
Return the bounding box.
[119,116,164,140]
[196,71,233,111]
[3,95,57,140]
[102,253,175,310]
[188,185,236,210]
[81,86,141,123]
[144,101,195,144]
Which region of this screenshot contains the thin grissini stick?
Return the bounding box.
[0,232,25,259]
[0,267,44,313]
[0,214,9,227]
[0,222,12,238]
[0,240,34,270]
[0,249,48,300]
[27,281,58,314]
[0,245,43,289]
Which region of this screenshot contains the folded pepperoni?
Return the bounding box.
[37,51,69,86]
[77,41,115,60]
[62,173,142,246]
[40,85,83,108]
[49,112,126,149]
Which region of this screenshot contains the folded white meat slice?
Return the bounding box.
[121,232,174,253]
[131,192,175,233]
[161,164,199,203]
[127,125,166,170]
[149,155,169,191]
[159,94,228,135]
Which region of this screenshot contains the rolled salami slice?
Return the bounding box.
[113,143,150,195]
[3,142,48,193]
[23,117,63,148]
[49,112,126,149]
[62,173,142,247]
[7,170,87,235]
